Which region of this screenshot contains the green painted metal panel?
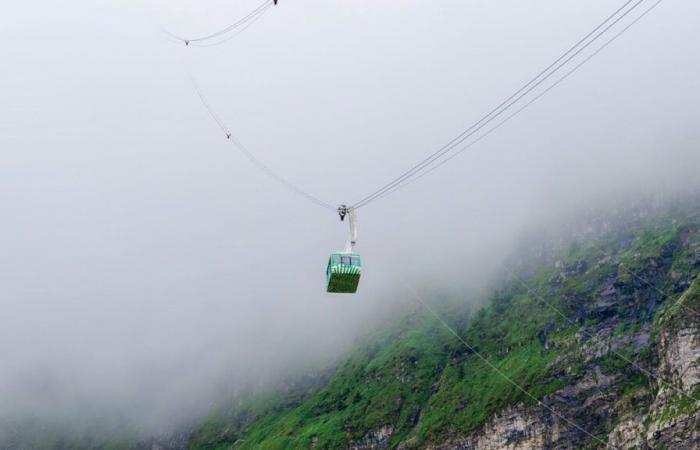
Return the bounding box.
[326,252,362,293]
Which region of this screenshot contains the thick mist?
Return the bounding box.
[1,0,699,440]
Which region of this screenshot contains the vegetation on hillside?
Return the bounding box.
[189,207,700,449]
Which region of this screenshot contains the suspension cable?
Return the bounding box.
[178,0,663,217]
[189,3,274,48]
[350,0,646,210]
[191,78,337,211]
[164,0,272,45]
[363,0,664,207]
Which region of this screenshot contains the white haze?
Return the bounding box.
[1,0,699,438]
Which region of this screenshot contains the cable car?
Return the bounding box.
[326,252,362,293]
[326,205,361,294]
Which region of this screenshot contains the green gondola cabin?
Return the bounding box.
[326,252,362,293]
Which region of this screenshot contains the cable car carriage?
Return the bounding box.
[326,206,362,294]
[326,252,362,293]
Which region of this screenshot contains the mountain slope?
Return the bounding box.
[189,206,700,449]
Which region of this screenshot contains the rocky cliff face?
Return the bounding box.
[419,281,700,450]
[417,240,700,450]
[607,298,700,450]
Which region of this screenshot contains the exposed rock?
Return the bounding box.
[658,326,700,392]
[607,412,645,449]
[349,425,394,450]
[423,365,618,449]
[422,278,700,449]
[425,404,551,450]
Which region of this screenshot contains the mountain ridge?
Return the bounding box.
[189,204,700,449]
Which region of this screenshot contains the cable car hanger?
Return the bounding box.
[326,206,361,293]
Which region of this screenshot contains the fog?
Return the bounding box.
[1,0,699,440]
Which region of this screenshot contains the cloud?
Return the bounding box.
[1,0,699,440]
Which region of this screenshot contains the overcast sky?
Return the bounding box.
[1,0,699,437]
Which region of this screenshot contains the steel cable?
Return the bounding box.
[351,0,646,210]
[364,0,664,207]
